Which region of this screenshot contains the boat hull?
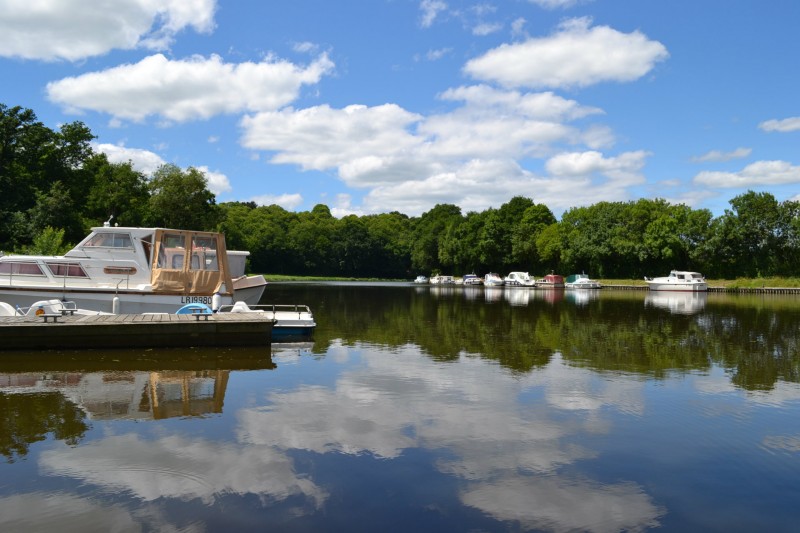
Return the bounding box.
[0,285,264,314]
[645,281,708,292]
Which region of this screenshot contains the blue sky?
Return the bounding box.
[1,0,798,218]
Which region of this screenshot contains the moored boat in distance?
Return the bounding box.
[536,273,565,289]
[645,270,708,292]
[483,273,504,286]
[462,273,483,286]
[414,275,429,284]
[504,272,536,287]
[0,224,267,314]
[565,273,602,289]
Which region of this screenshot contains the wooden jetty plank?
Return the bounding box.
[0,313,274,350]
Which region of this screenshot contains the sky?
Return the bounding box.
[1,0,798,219]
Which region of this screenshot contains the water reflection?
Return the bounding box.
[2,285,800,531]
[237,345,664,531]
[645,291,708,314]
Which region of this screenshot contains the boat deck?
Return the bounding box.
[0,313,275,350]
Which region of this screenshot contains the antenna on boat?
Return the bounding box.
[104,215,113,228]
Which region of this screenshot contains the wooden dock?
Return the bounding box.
[0,313,274,350]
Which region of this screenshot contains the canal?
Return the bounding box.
[1,283,799,532]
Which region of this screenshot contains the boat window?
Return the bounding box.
[46,263,89,277]
[158,232,186,269]
[84,232,133,248]
[141,236,152,265]
[0,262,45,276]
[190,235,220,272]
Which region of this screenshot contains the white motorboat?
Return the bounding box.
[0,298,112,317]
[645,270,707,292]
[504,272,535,287]
[462,273,483,286]
[483,273,504,286]
[0,224,267,314]
[414,275,428,284]
[219,301,316,341]
[565,273,602,289]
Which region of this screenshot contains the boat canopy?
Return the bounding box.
[150,229,234,296]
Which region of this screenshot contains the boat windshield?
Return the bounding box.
[83,232,133,248]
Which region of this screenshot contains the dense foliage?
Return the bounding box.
[2,103,799,278]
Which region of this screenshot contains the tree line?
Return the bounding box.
[2,103,799,279]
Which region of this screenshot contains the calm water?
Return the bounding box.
[2,283,800,532]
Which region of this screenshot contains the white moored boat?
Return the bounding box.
[645,270,708,292]
[218,301,316,341]
[565,273,601,289]
[462,273,483,286]
[483,273,504,287]
[504,272,535,287]
[0,224,267,314]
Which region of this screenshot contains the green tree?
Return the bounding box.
[146,164,220,230]
[511,203,556,270]
[411,204,462,274]
[26,227,69,255]
[84,155,149,228]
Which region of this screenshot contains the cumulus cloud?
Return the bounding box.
[239,84,619,215]
[691,147,752,163]
[759,117,800,133]
[0,0,216,61]
[694,160,800,188]
[545,150,650,183]
[463,17,668,89]
[93,142,166,175]
[194,165,232,195]
[47,52,334,123]
[240,103,425,185]
[250,193,304,209]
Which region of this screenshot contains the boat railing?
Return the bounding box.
[218,303,313,318]
[15,300,80,317]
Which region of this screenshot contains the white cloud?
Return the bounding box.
[694,160,800,188]
[463,17,668,89]
[93,142,165,175]
[691,147,752,163]
[419,0,447,28]
[194,165,232,195]
[0,0,216,61]
[545,150,650,183]
[239,85,619,215]
[240,103,425,185]
[759,117,800,133]
[46,52,334,123]
[250,193,304,210]
[472,22,503,36]
[511,17,528,39]
[527,0,587,9]
[426,47,453,61]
